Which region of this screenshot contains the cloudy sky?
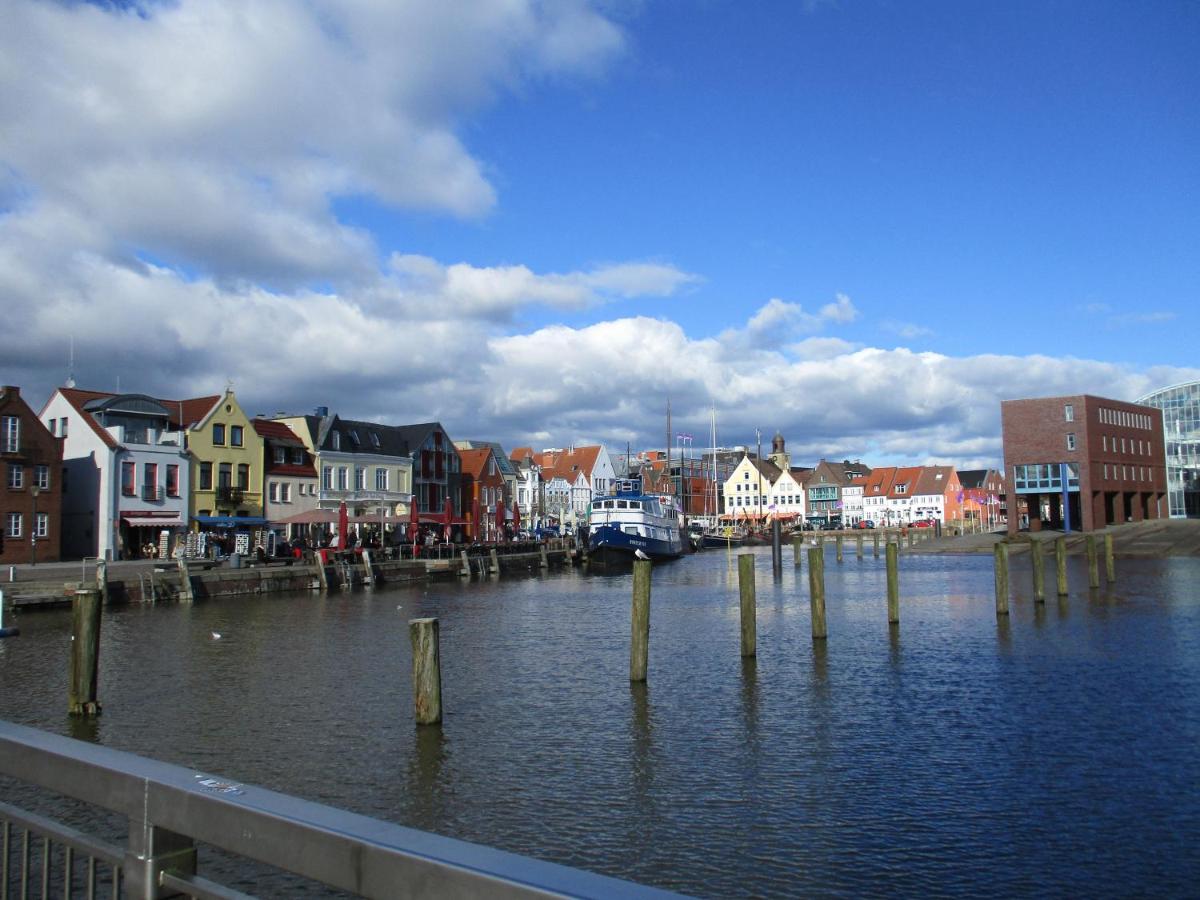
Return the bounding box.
[2,0,1196,467]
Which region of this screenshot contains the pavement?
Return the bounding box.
[910,519,1200,557]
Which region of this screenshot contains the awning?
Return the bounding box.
[193,515,269,528]
[122,514,185,528]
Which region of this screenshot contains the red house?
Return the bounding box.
[1,386,63,565]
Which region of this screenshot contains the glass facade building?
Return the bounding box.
[1137,381,1200,518]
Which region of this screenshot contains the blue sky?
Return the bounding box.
[1,1,1197,466]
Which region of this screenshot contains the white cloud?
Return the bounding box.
[880,319,934,340]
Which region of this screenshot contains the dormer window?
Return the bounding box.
[350,430,360,445]
[370,432,380,448]
[332,432,341,450]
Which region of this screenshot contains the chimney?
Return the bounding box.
[315,406,329,417]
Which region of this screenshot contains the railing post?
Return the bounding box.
[125,818,196,900]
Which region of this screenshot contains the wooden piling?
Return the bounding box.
[907,529,915,549]
[1031,539,1045,603]
[1104,533,1115,583]
[68,588,102,716]
[489,548,500,575]
[835,535,843,563]
[856,534,864,560]
[807,546,827,639]
[176,558,194,602]
[361,550,375,588]
[1085,535,1100,588]
[313,551,328,590]
[886,541,900,623]
[873,532,880,558]
[630,559,652,682]
[738,553,756,658]
[409,618,442,725]
[771,519,783,578]
[95,558,109,606]
[460,550,471,578]
[539,545,549,569]
[993,542,1010,616]
[1055,537,1068,596]
[792,534,803,568]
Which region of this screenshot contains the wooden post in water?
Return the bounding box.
[856,534,864,560]
[1085,535,1100,588]
[313,551,329,590]
[1104,533,1115,583]
[1031,539,1045,603]
[630,559,652,682]
[792,534,803,569]
[176,558,194,602]
[807,546,827,639]
[907,529,915,549]
[738,553,756,658]
[539,545,549,570]
[771,519,782,579]
[1055,537,1068,597]
[835,535,843,563]
[993,542,1010,616]
[95,558,109,606]
[886,542,900,623]
[409,618,442,725]
[873,532,880,558]
[68,588,102,716]
[459,550,471,578]
[361,550,375,588]
[489,548,500,575]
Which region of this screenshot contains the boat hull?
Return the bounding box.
[588,524,682,566]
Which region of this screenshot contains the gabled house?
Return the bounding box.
[862,467,898,525]
[885,466,925,526]
[459,446,508,541]
[3,385,63,565]
[802,459,870,525]
[530,446,616,526]
[186,389,266,535]
[254,419,319,539]
[40,386,202,559]
[722,453,781,523]
[457,440,519,520]
[911,466,963,525]
[509,447,543,529]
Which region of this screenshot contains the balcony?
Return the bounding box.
[216,486,244,505]
[141,485,163,501]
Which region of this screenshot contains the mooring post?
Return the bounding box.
[539,545,549,570]
[994,542,1010,616]
[1085,535,1100,588]
[176,557,194,602]
[738,553,757,657]
[459,550,471,578]
[1055,537,1068,597]
[907,529,915,549]
[856,534,864,560]
[630,559,651,682]
[0,588,19,638]
[95,558,109,606]
[68,588,102,716]
[771,519,782,578]
[1104,533,1115,582]
[886,541,900,624]
[409,617,442,725]
[1031,539,1046,603]
[489,548,500,575]
[835,534,843,563]
[313,551,328,590]
[873,532,880,558]
[807,546,827,639]
[792,534,803,568]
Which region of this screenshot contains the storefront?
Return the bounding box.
[191,514,270,559]
[119,512,186,559]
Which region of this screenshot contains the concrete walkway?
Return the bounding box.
[913,519,1200,557]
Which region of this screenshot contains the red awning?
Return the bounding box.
[121,514,185,528]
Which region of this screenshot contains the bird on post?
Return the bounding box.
[634,549,650,560]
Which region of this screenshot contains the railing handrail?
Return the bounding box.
[0,719,677,899]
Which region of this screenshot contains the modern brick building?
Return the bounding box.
[1,385,63,565]
[1002,395,1167,534]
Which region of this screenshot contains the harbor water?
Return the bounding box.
[2,546,1199,897]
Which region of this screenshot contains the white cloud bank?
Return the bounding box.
[1,0,1194,469]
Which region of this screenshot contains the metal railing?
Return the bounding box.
[1,720,676,899]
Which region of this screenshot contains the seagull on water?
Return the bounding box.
[211,631,222,639]
[634,549,650,561]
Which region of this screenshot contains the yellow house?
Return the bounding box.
[187,389,266,528]
[722,452,779,522]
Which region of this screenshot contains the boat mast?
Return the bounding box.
[665,398,671,505]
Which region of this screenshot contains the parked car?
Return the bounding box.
[856,520,875,529]
[913,518,936,528]
[534,526,560,539]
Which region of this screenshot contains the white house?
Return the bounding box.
[841,478,865,527]
[41,388,196,560]
[722,453,779,522]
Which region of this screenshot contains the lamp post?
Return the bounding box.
[30,484,40,567]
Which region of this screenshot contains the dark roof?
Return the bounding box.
[317,417,455,461]
[957,469,988,489]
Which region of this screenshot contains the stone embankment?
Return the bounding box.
[914,519,1200,557]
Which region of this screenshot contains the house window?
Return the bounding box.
[1064,403,1074,422]
[212,423,225,445]
[375,468,388,491]
[291,448,304,465]
[268,482,279,503]
[7,464,23,489]
[47,418,57,436]
[355,467,366,491]
[280,483,291,503]
[218,463,232,489]
[332,432,341,451]
[35,465,50,490]
[6,512,21,537]
[370,433,380,448]
[1066,433,1076,451]
[143,463,158,498]
[337,467,348,490]
[1,416,18,452]
[230,425,244,447]
[489,458,496,476]
[35,513,48,538]
[60,418,68,437]
[167,465,179,497]
[121,461,135,496]
[199,462,213,490]
[274,447,286,464]
[237,464,249,490]
[322,466,332,490]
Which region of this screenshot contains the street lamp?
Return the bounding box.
[30,484,40,567]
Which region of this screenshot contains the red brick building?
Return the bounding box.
[1002,395,1167,534]
[1,386,64,564]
